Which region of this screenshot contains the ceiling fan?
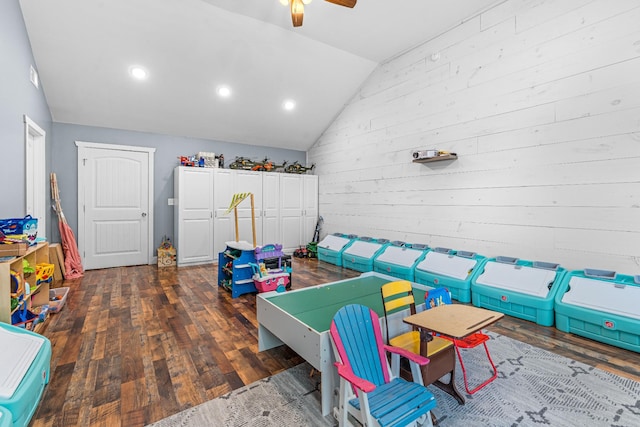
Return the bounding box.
[281,0,357,27]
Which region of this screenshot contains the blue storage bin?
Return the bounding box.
[0,323,51,427]
[0,216,38,246]
[341,237,389,273]
[555,269,640,353]
[317,233,357,267]
[471,256,566,326]
[373,242,429,281]
[414,247,487,303]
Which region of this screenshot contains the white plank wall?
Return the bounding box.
[308,0,640,273]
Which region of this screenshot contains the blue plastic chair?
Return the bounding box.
[330,304,437,427]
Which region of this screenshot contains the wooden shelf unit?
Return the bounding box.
[413,153,458,163]
[0,242,51,331]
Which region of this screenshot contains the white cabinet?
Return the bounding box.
[303,175,319,245]
[262,173,280,245]
[174,167,214,266]
[279,174,318,253]
[175,166,318,263]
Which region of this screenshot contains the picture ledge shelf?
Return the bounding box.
[413,153,458,163]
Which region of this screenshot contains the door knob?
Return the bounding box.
[142,212,147,217]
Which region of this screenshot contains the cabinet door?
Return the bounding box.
[262,173,280,245]
[213,169,235,256]
[303,175,319,242]
[175,167,214,266]
[213,169,264,254]
[279,174,304,252]
[234,170,263,247]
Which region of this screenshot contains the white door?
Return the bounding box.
[280,174,304,252]
[77,142,155,270]
[175,167,214,266]
[303,175,319,243]
[262,174,280,245]
[24,116,46,239]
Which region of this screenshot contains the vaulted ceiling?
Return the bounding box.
[19,0,497,151]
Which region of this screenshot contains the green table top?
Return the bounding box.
[264,275,427,332]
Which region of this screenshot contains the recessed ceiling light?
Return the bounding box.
[283,99,296,111]
[216,85,232,98]
[129,66,148,80]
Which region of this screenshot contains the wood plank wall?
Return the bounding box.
[308,0,640,272]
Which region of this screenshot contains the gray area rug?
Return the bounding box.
[147,333,640,427]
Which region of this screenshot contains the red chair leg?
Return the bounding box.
[454,342,498,395]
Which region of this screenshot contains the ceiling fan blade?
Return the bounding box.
[325,0,357,8]
[291,0,304,27]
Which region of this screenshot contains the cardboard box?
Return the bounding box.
[49,243,66,281]
[0,242,27,257]
[158,247,176,267]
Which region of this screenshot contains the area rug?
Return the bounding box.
[147,333,640,427]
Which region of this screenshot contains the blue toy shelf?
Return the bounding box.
[218,241,257,298]
[471,256,566,326]
[373,242,429,281]
[414,247,487,303]
[555,269,640,353]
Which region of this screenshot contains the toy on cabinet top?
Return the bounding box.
[229,157,287,172]
[285,161,315,174]
[251,158,287,172]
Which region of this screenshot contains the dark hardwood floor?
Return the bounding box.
[31,258,640,426]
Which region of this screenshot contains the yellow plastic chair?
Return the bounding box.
[381,280,458,402]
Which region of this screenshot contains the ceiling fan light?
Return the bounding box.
[302,0,312,4]
[279,0,289,5]
[291,0,303,27]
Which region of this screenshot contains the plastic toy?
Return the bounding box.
[285,161,315,174]
[229,156,258,170]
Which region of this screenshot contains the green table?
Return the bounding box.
[257,271,431,416]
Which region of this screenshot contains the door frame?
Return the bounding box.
[24,115,46,239]
[75,141,155,266]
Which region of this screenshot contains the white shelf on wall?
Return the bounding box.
[413,153,457,163]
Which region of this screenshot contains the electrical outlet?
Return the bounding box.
[168,198,175,205]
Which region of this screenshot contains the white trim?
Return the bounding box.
[76,141,155,266]
[75,140,156,153]
[24,115,47,239]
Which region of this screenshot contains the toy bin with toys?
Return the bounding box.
[48,287,70,313]
[0,215,38,246]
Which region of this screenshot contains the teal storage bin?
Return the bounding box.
[471,256,566,326]
[555,269,640,353]
[341,237,389,273]
[0,323,51,427]
[317,233,357,267]
[414,247,487,303]
[373,242,429,281]
[0,406,12,427]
